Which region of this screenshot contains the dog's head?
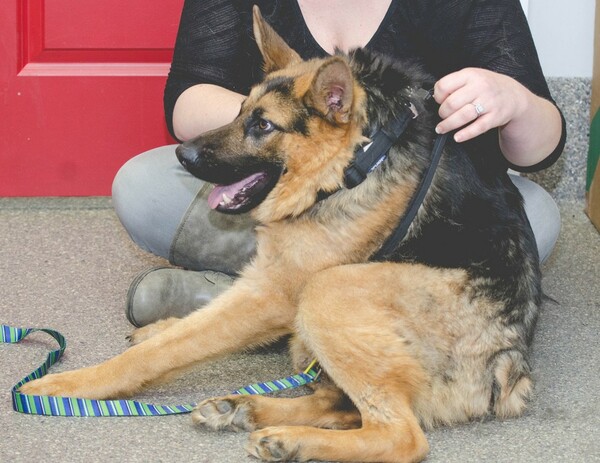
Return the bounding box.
[176,6,367,222]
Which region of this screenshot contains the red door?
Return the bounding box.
[0,0,184,196]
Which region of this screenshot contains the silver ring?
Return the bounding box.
[472,102,485,118]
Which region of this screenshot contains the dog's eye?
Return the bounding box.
[257,119,274,132]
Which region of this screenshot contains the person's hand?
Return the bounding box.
[433,68,529,143]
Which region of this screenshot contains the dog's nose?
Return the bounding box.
[175,143,199,170]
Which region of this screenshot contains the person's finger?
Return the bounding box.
[436,100,487,134]
[453,115,493,142]
[433,70,470,104]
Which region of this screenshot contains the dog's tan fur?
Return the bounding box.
[22,8,537,462]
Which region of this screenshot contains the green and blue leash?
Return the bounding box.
[1,323,320,417]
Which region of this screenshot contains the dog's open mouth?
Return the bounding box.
[208,171,275,213]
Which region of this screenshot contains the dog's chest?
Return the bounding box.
[255,209,391,276]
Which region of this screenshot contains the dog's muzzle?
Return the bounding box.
[175,141,283,214]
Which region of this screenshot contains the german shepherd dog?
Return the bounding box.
[23,7,541,462]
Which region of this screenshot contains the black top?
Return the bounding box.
[164,0,566,173]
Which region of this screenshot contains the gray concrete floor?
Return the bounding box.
[1,197,599,462]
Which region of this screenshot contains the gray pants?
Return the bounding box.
[112,145,561,272]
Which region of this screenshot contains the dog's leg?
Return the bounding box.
[20,279,295,399]
[192,385,361,431]
[246,263,442,463]
[126,317,181,345]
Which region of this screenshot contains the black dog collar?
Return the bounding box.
[344,87,433,189]
[315,88,449,259]
[343,99,419,189]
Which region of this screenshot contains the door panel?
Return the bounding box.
[44,1,179,50]
[0,0,184,196]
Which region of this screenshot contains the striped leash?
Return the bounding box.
[1,324,320,417]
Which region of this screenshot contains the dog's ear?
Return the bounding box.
[305,58,354,124]
[253,5,301,73]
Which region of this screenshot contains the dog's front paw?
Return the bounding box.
[19,366,108,399]
[20,370,86,398]
[192,396,257,432]
[246,427,301,462]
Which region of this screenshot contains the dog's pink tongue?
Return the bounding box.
[207,185,228,209]
[207,173,264,210]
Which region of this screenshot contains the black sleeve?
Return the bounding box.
[163,0,258,140]
[417,0,566,172]
[458,0,566,172]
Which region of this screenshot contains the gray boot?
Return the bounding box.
[126,267,235,327]
[169,181,258,273]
